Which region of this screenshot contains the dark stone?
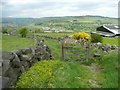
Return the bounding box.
[2,60,10,76]
[2,52,15,60]
[21,61,30,70]
[10,57,21,68]
[41,52,50,60]
[22,48,32,54]
[2,76,10,88]
[20,66,26,73]
[0,67,1,76]
[14,50,22,56]
[111,45,117,50]
[19,54,32,61]
[4,67,17,79]
[93,53,101,57]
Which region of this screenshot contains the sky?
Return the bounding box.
[0,0,119,18]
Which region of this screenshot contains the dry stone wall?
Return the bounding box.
[1,40,53,88]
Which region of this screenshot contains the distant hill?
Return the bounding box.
[2,16,118,32]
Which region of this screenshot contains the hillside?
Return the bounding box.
[2,15,117,32]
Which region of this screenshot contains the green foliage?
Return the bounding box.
[35,28,42,33]
[99,51,118,88]
[91,33,103,43]
[16,60,64,88]
[2,35,35,51]
[2,27,8,34]
[19,27,28,37]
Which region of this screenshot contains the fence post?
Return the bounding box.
[86,42,89,62]
[61,40,65,61]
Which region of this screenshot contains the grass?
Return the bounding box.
[2,35,35,51]
[16,60,96,88]
[43,38,61,59]
[98,51,118,88]
[102,37,119,46]
[35,32,73,38]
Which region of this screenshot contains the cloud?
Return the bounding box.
[1,0,119,18]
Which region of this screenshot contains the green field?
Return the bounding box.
[2,35,35,51]
[103,37,119,46]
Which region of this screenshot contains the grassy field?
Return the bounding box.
[2,35,35,51]
[103,37,119,46]
[43,38,61,59]
[99,51,118,88]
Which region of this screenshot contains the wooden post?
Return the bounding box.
[61,40,65,61]
[86,42,89,62]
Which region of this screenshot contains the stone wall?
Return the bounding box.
[1,40,53,88]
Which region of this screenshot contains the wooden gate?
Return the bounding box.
[61,38,89,62]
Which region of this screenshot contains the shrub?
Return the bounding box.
[16,60,64,88]
[19,27,28,37]
[72,32,91,42]
[35,28,42,33]
[2,27,8,34]
[91,33,103,43]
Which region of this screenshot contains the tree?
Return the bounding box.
[19,27,28,37]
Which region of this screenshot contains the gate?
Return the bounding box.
[61,38,89,62]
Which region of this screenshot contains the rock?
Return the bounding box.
[19,54,32,61]
[2,52,15,60]
[41,52,50,60]
[0,61,2,67]
[2,76,10,88]
[4,67,17,79]
[21,61,30,70]
[22,48,32,54]
[0,67,2,76]
[2,60,10,75]
[111,45,118,50]
[14,50,22,56]
[93,53,101,57]
[20,66,26,73]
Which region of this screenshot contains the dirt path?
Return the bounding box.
[82,63,102,88]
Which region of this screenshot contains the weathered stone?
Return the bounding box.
[14,50,22,56]
[22,48,32,54]
[32,59,38,63]
[0,67,2,76]
[0,61,2,67]
[21,61,30,70]
[2,76,10,88]
[93,53,101,57]
[10,58,21,68]
[19,54,32,61]
[111,45,118,50]
[41,52,50,60]
[4,67,17,79]
[2,52,15,60]
[2,60,10,75]
[20,66,26,73]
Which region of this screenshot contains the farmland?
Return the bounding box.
[1,16,119,88]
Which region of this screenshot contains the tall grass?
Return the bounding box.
[99,51,118,88]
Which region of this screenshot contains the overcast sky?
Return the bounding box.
[1,0,119,18]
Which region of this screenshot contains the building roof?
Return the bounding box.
[103,25,119,35]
